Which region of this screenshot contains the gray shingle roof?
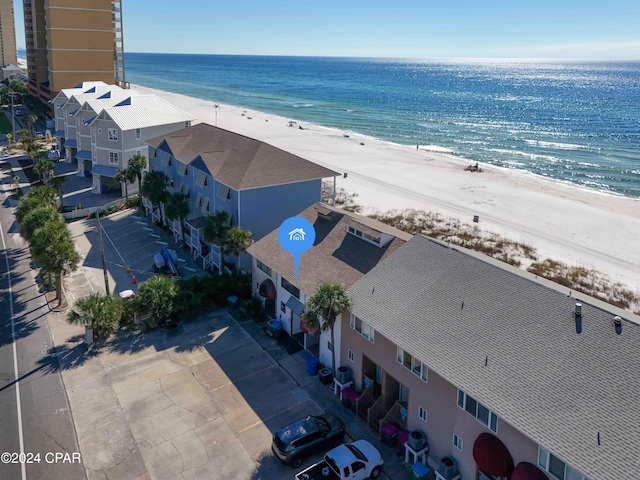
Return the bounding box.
[247,202,412,295]
[146,123,339,190]
[347,234,640,480]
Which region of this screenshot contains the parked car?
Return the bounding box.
[295,440,383,480]
[47,145,61,160]
[272,414,345,468]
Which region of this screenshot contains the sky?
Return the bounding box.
[13,0,640,60]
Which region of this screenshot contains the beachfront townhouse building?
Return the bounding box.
[53,81,113,151]
[338,233,639,480]
[247,202,412,369]
[54,84,124,162]
[87,95,195,195]
[72,90,144,178]
[145,123,340,272]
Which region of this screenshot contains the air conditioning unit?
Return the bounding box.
[436,456,459,480]
[407,429,427,451]
[336,366,352,384]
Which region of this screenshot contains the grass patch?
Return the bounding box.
[0,114,13,135]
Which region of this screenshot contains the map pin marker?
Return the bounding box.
[278,217,316,278]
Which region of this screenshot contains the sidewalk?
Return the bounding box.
[236,315,412,480]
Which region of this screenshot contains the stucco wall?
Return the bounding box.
[340,316,542,479]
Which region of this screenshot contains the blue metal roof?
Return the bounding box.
[83,116,96,125]
[91,164,118,178]
[54,129,65,137]
[76,150,92,160]
[63,139,77,148]
[69,109,79,116]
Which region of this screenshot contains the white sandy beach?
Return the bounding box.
[131,84,640,297]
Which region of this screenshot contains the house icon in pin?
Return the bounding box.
[288,228,306,241]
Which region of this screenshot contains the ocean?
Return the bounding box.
[124,53,640,199]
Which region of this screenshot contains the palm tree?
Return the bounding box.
[302,282,352,375]
[33,159,54,183]
[222,227,253,274]
[26,143,45,165]
[141,170,169,220]
[203,210,229,245]
[114,167,136,204]
[203,210,230,273]
[20,204,59,241]
[134,275,178,328]
[47,175,68,212]
[68,293,124,340]
[15,186,57,223]
[25,112,38,131]
[31,220,79,302]
[127,153,147,195]
[164,192,190,238]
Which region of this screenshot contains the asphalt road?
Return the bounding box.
[0,162,85,480]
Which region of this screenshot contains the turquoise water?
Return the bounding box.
[125,54,640,198]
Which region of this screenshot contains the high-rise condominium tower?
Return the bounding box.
[0,0,17,66]
[23,0,126,102]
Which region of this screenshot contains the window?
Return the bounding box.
[195,193,203,209]
[109,151,119,165]
[195,170,207,188]
[108,128,118,141]
[348,349,354,362]
[457,390,498,433]
[346,225,381,246]
[281,277,300,299]
[185,121,190,128]
[538,447,589,480]
[453,434,463,451]
[350,314,374,342]
[419,406,427,423]
[135,128,141,139]
[396,347,428,382]
[328,340,333,352]
[161,152,171,167]
[217,184,231,201]
[177,161,188,176]
[280,301,286,313]
[201,197,210,213]
[257,260,272,276]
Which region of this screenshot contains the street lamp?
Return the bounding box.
[214,104,218,127]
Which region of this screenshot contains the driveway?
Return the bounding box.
[46,310,325,480]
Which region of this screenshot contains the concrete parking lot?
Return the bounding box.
[66,208,203,304]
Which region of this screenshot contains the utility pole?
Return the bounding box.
[95,210,110,295]
[10,92,15,143]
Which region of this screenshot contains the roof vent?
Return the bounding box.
[574,303,582,317]
[613,316,622,335]
[574,303,582,334]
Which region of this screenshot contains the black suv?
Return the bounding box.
[272,414,346,468]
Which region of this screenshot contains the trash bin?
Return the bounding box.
[411,462,431,480]
[306,356,319,376]
[267,320,282,339]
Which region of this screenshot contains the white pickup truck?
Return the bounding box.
[295,440,383,480]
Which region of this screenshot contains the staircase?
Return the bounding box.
[368,394,387,435]
[356,382,378,422]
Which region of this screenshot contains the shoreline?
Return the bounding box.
[130,83,640,295]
